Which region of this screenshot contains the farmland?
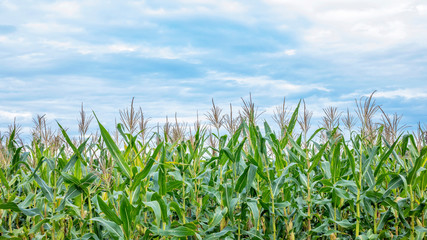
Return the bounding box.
[0,95,426,239]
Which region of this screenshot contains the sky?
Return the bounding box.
[0,0,427,138]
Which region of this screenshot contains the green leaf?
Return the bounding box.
[308,143,327,173]
[158,145,167,196]
[286,101,301,137]
[91,217,124,239]
[57,184,82,211]
[155,226,196,237]
[288,133,306,157]
[152,193,168,224]
[332,219,354,229]
[400,134,410,156]
[144,201,162,226]
[235,165,249,193]
[383,176,403,198]
[34,174,54,203]
[234,139,246,164]
[333,188,350,200]
[57,121,87,166]
[81,233,100,240]
[0,202,41,217]
[205,226,235,240]
[97,196,122,225]
[61,172,80,186]
[94,113,132,179]
[20,207,41,217]
[10,146,23,173]
[272,163,297,197]
[377,209,392,231]
[407,146,427,185]
[307,128,324,143]
[29,219,49,234]
[7,129,15,151]
[169,201,184,222]
[207,207,227,230]
[131,157,155,191]
[0,202,21,212]
[344,142,357,185]
[246,164,258,193]
[242,228,263,240]
[374,137,400,176]
[80,173,98,188]
[120,197,132,240]
[0,169,9,190]
[247,201,259,229]
[220,183,234,223]
[415,226,427,233]
[220,147,234,162]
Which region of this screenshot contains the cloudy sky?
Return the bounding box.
[1,0,426,137]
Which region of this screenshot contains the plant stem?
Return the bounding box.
[305,135,311,240]
[182,174,186,224]
[409,184,415,240]
[356,139,363,237]
[88,193,93,233]
[373,203,377,234]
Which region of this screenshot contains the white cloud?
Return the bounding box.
[342,88,427,101]
[107,44,137,53]
[373,89,427,99]
[284,49,296,56]
[416,4,427,15]
[264,0,427,53]
[208,71,329,96]
[0,37,205,65]
[0,0,426,134]
[0,109,32,121]
[257,49,297,58]
[42,1,81,19]
[23,22,84,34]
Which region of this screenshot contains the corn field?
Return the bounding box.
[0,95,426,239]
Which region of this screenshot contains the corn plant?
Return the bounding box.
[0,96,426,239]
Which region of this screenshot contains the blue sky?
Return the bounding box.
[0,0,426,137]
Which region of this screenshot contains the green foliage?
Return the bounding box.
[0,106,426,240]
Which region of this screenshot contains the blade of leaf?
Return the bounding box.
[97,196,122,225]
[94,113,132,179]
[91,217,124,239]
[34,174,54,203]
[119,197,132,240]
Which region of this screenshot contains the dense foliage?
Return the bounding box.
[0,97,426,239]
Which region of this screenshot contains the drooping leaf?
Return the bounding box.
[34,174,54,203]
[91,217,124,239]
[119,197,132,240]
[97,196,122,225]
